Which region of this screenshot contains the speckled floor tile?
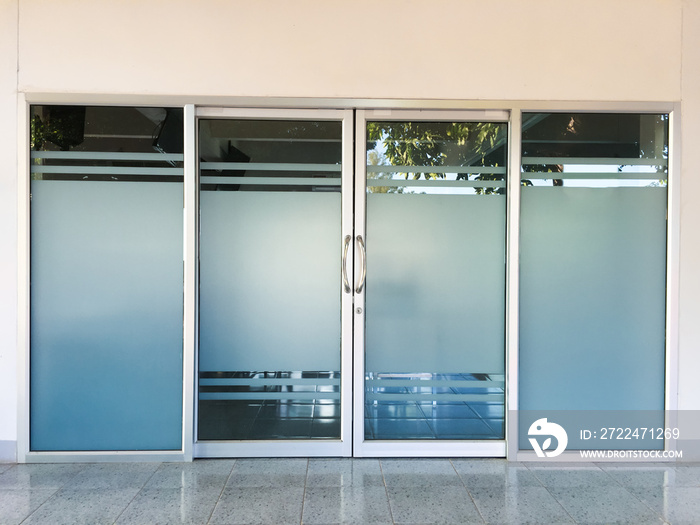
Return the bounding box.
[0,464,85,489]
[0,464,14,475]
[209,485,304,524]
[115,487,222,524]
[226,458,307,488]
[598,463,682,488]
[63,463,160,490]
[529,465,618,488]
[21,488,139,525]
[0,488,57,525]
[628,485,700,524]
[468,485,575,524]
[303,485,393,524]
[144,459,235,490]
[380,458,463,487]
[306,458,384,487]
[451,459,542,488]
[547,485,664,524]
[387,484,483,524]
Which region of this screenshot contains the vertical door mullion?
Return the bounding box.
[353,110,368,456]
[340,109,355,456]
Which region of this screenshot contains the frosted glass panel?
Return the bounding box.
[519,187,666,411]
[364,119,507,441]
[199,192,341,372]
[366,194,505,373]
[31,181,183,451]
[197,117,343,441]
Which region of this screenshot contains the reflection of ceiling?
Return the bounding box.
[522,113,667,159]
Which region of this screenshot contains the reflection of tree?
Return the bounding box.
[366,121,507,194]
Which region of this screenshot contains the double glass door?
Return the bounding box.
[195,108,508,457]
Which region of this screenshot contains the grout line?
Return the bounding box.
[299,458,309,525]
[449,458,487,524]
[206,458,236,525]
[110,462,162,524]
[378,459,396,525]
[594,462,671,524]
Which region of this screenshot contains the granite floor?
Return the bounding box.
[0,458,699,524]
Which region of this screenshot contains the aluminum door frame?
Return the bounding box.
[352,109,511,457]
[193,107,354,458]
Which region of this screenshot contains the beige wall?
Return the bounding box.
[18,0,681,101]
[1,0,697,460]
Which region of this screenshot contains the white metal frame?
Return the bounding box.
[192,107,354,458]
[17,98,193,462]
[352,109,509,458]
[16,96,680,462]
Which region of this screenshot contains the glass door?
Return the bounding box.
[353,110,509,456]
[194,109,354,457]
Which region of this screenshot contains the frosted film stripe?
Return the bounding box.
[31,166,182,176]
[200,162,341,172]
[367,179,505,188]
[200,176,340,186]
[367,165,506,174]
[367,380,505,388]
[366,393,504,402]
[199,392,341,400]
[31,151,184,162]
[522,157,667,166]
[200,378,340,386]
[522,171,665,180]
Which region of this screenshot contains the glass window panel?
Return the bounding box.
[30,106,184,451]
[519,113,668,451]
[364,121,507,440]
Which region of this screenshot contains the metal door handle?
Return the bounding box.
[342,235,351,293]
[355,235,366,293]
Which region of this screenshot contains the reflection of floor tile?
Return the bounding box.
[548,485,663,524]
[197,417,254,440]
[249,418,312,439]
[63,463,159,490]
[428,418,497,439]
[387,485,483,524]
[417,403,480,419]
[629,485,700,524]
[310,418,341,438]
[210,486,304,525]
[22,488,139,525]
[303,486,393,524]
[144,460,235,490]
[529,465,618,488]
[469,485,575,524]
[381,459,463,487]
[115,487,222,525]
[370,418,434,439]
[599,464,683,488]
[452,459,542,488]
[469,403,505,419]
[307,459,384,487]
[0,488,57,525]
[227,458,307,488]
[257,403,315,419]
[314,403,341,418]
[366,403,425,419]
[0,464,85,490]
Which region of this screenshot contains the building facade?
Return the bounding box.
[1,0,699,462]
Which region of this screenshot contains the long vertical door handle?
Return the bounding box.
[342,235,351,293]
[355,235,366,293]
